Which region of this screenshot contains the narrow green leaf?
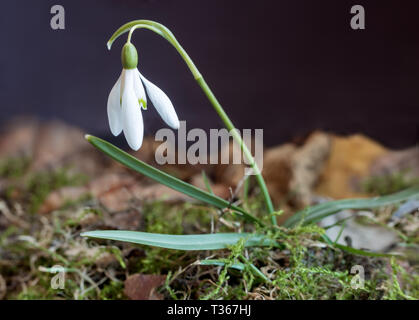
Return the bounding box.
[201,170,214,195]
[197,259,245,270]
[321,234,400,258]
[85,135,264,227]
[198,258,269,283]
[333,221,346,244]
[81,230,275,251]
[239,254,271,283]
[283,185,419,227]
[332,243,401,258]
[243,175,250,206]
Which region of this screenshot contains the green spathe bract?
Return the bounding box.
[121,42,138,69]
[81,231,275,250]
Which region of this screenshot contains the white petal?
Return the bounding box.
[121,70,144,150]
[134,69,147,108]
[107,72,123,136]
[139,73,180,129]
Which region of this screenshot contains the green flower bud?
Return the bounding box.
[121,42,138,69]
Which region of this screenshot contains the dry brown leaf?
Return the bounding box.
[263,143,296,204]
[31,121,86,170]
[315,134,388,198]
[289,131,331,207]
[0,117,39,158]
[104,209,143,230]
[129,183,191,202]
[39,186,89,214]
[370,147,419,179]
[124,274,166,300]
[190,174,231,199]
[89,173,137,198]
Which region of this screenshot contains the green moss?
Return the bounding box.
[138,201,189,274]
[166,220,418,300]
[143,201,184,235]
[1,168,417,300]
[383,257,417,300]
[15,288,49,300]
[201,239,251,300]
[0,157,31,178]
[99,281,125,300]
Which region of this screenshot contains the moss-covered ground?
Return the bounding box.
[0,158,417,300]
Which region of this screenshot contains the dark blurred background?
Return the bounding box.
[0,0,418,148]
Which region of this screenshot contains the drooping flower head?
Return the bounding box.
[107,41,180,150]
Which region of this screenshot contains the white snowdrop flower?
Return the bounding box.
[107,42,180,151]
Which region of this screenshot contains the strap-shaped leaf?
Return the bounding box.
[81,230,275,251]
[284,185,419,227]
[197,259,245,270]
[85,135,263,226]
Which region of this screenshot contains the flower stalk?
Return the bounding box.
[108,20,276,225]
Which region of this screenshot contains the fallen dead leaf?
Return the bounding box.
[370,147,419,179]
[190,174,231,199]
[89,173,137,198]
[104,209,143,230]
[31,121,87,170]
[289,131,331,207]
[129,183,192,202]
[315,134,388,198]
[39,186,89,214]
[319,210,399,252]
[124,274,166,300]
[99,187,134,212]
[263,143,296,205]
[0,117,39,159]
[213,140,248,187]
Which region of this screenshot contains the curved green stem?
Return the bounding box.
[108,20,276,225]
